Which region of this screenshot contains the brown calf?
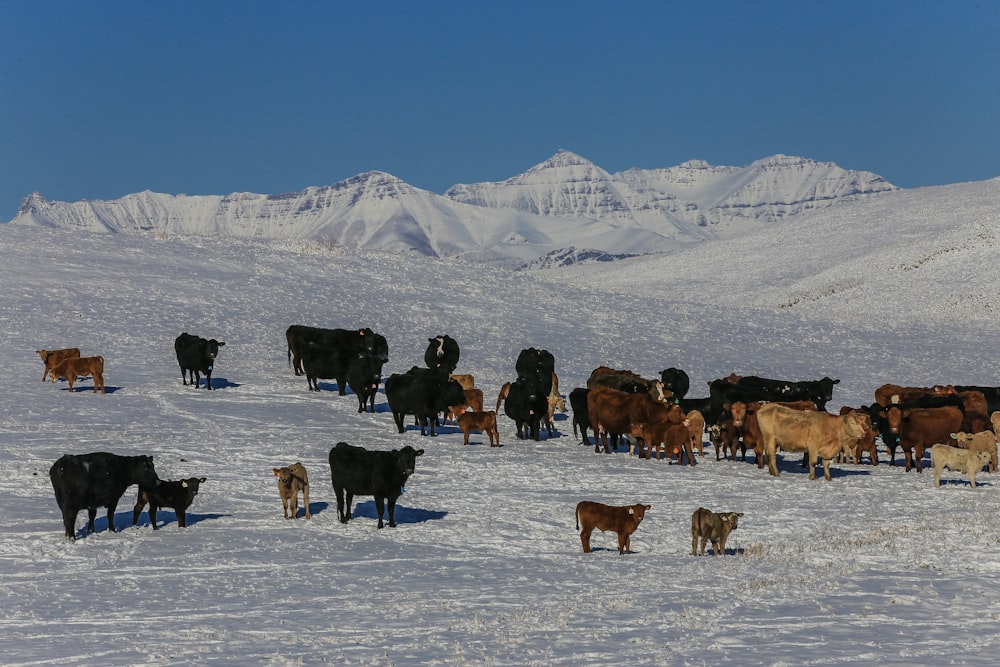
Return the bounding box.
[457,410,501,446]
[691,507,744,556]
[36,347,81,382]
[49,355,105,394]
[575,500,651,555]
[273,462,311,519]
[686,409,705,457]
[447,387,485,423]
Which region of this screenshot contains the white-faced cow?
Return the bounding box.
[50,452,160,539]
[174,333,225,390]
[328,442,425,528]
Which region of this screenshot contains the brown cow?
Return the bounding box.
[575,501,651,555]
[686,409,705,457]
[273,462,311,519]
[457,410,501,446]
[949,431,998,473]
[587,367,668,402]
[494,381,510,414]
[629,416,692,464]
[958,391,990,433]
[48,355,105,394]
[756,404,869,480]
[691,507,744,556]
[36,347,81,382]
[588,386,685,454]
[882,405,964,472]
[874,383,955,408]
[446,387,485,423]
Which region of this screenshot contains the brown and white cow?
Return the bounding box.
[36,347,81,382]
[457,410,501,447]
[48,355,105,394]
[575,500,651,555]
[756,404,869,480]
[930,444,991,488]
[691,507,744,556]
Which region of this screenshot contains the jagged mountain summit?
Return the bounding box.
[7,151,897,266]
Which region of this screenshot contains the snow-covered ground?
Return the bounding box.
[2,206,1000,665]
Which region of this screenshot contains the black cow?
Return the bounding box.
[328,442,425,528]
[300,342,347,392]
[175,332,226,390]
[569,387,592,445]
[707,375,839,423]
[286,325,387,381]
[504,375,549,440]
[49,452,160,539]
[515,347,555,397]
[346,354,381,413]
[660,368,691,400]
[424,335,460,373]
[132,476,206,529]
[385,367,466,436]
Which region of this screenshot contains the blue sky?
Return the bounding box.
[2,1,998,219]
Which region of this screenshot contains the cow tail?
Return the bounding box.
[287,346,291,367]
[575,507,579,531]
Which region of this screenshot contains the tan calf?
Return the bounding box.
[949,431,998,474]
[273,462,311,519]
[691,507,744,556]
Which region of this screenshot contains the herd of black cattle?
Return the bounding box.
[43,324,1000,539]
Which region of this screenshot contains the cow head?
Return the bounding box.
[130,455,160,488]
[395,446,425,487]
[206,339,226,358]
[727,402,748,428]
[629,504,652,524]
[182,477,207,493]
[880,406,902,434]
[819,377,841,401]
[719,511,744,529]
[429,336,445,358]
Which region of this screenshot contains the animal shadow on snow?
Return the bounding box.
[771,458,871,479]
[349,501,447,525]
[66,384,121,394]
[130,511,231,530]
[204,377,240,390]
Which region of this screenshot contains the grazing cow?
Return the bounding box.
[286,325,386,378]
[660,367,691,400]
[424,335,460,373]
[49,355,105,394]
[930,445,991,488]
[882,405,964,472]
[446,387,485,423]
[575,501,651,555]
[691,507,744,556]
[346,354,382,413]
[385,367,466,436]
[49,452,160,539]
[36,347,80,382]
[132,477,206,529]
[503,375,549,440]
[273,462,311,520]
[569,387,592,446]
[449,373,475,391]
[174,333,225,390]
[949,431,998,473]
[328,442,424,528]
[457,410,501,446]
[756,404,869,480]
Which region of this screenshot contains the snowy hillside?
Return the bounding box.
[3,182,1000,665]
[6,151,896,266]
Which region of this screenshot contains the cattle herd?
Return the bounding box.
[38,325,1000,555]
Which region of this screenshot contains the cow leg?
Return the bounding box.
[87,507,98,533]
[177,508,186,528]
[204,369,213,390]
[914,446,924,473]
[823,457,833,481]
[336,374,348,396]
[345,493,354,521]
[106,501,119,532]
[62,506,78,539]
[807,451,817,480]
[334,488,347,523]
[619,533,630,555]
[391,411,405,434]
[150,504,159,530]
[302,486,311,520]
[387,497,398,528]
[289,492,298,519]
[580,527,593,553]
[374,496,386,529]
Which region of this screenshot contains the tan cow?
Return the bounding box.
[36,347,81,382]
[457,410,501,447]
[575,501,650,555]
[930,444,991,488]
[691,507,744,556]
[949,431,998,473]
[686,409,705,457]
[273,462,311,519]
[756,404,869,480]
[49,355,105,394]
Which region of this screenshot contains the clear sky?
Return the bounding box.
[2,1,999,220]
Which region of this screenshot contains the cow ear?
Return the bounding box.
[199,477,207,482]
[415,449,425,456]
[273,469,280,476]
[737,512,744,517]
[628,508,635,515]
[359,329,365,335]
[645,505,652,510]
[218,342,226,346]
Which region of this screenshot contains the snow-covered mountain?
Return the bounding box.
[6,151,897,265]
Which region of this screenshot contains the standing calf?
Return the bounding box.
[273,462,311,519]
[133,477,206,529]
[930,445,991,488]
[36,347,80,382]
[575,501,651,555]
[49,355,105,394]
[691,507,744,556]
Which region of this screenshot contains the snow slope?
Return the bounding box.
[2,182,1000,665]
